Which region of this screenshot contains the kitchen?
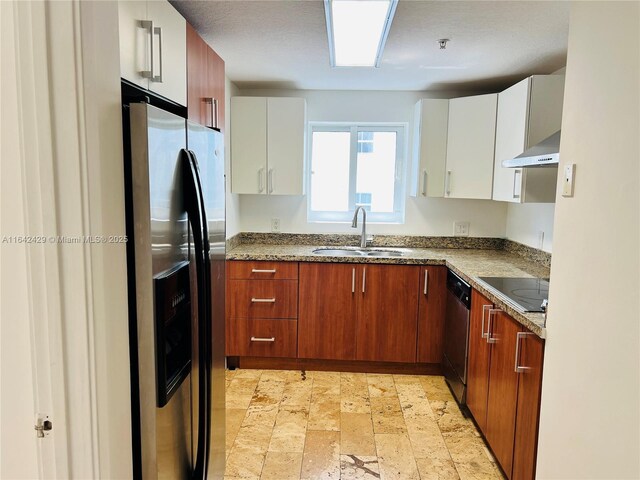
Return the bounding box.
[2,2,638,478]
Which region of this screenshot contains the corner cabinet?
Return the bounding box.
[230,96,306,195]
[467,288,545,480]
[444,93,498,199]
[410,99,449,198]
[118,0,187,106]
[492,75,565,203]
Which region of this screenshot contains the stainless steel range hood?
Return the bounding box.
[502,131,560,168]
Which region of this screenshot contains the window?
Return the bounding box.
[308,123,406,223]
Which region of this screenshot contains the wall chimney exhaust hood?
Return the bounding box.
[502,131,560,168]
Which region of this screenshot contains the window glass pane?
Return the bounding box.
[356,131,397,213]
[310,131,351,212]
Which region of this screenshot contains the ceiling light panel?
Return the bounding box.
[325,0,398,67]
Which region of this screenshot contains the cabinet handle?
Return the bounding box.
[258,168,265,193]
[268,168,274,194]
[250,298,276,303]
[213,98,219,129]
[486,308,501,344]
[481,304,492,339]
[251,269,276,274]
[445,170,452,196]
[423,269,429,295]
[139,20,154,79]
[152,26,163,83]
[352,267,355,293]
[421,170,428,196]
[362,267,366,293]
[515,332,533,373]
[250,337,275,342]
[513,170,522,199]
[204,98,218,129]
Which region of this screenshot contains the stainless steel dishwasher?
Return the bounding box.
[443,269,471,406]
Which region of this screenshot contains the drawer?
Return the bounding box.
[228,261,298,280]
[227,318,297,357]
[228,279,298,319]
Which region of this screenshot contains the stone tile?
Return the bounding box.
[430,400,478,437]
[443,435,503,480]
[396,382,435,431]
[226,376,261,409]
[419,376,454,402]
[308,399,341,431]
[407,428,451,460]
[370,396,406,434]
[261,369,304,382]
[225,409,247,453]
[416,457,461,480]
[340,454,381,479]
[367,374,397,397]
[268,405,309,453]
[233,369,263,379]
[374,433,420,480]
[454,461,504,480]
[301,430,340,479]
[281,377,313,407]
[246,377,285,414]
[341,373,371,414]
[341,413,376,456]
[261,451,303,480]
[311,371,341,398]
[224,445,264,479]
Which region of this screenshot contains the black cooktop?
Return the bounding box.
[479,277,549,313]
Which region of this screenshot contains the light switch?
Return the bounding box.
[562,163,576,197]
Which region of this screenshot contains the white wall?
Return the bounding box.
[505,203,555,252]
[225,77,241,238]
[537,2,639,478]
[234,88,508,237]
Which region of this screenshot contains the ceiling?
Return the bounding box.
[172,1,570,92]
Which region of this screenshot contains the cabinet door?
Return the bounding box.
[230,97,267,194]
[492,78,530,202]
[412,99,448,198]
[186,23,207,125]
[356,265,420,363]
[267,97,306,195]
[298,263,358,360]
[485,311,521,478]
[118,1,149,90]
[512,333,545,480]
[416,266,447,363]
[467,289,494,433]
[206,47,225,133]
[445,94,497,199]
[146,0,186,106]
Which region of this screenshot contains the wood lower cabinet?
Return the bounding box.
[512,333,545,480]
[227,279,298,319]
[467,289,494,432]
[298,263,358,360]
[227,318,297,358]
[416,266,447,363]
[356,265,420,363]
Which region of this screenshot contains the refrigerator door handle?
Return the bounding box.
[181,150,210,480]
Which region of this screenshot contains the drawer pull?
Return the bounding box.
[251,269,277,273]
[250,336,275,342]
[251,298,276,303]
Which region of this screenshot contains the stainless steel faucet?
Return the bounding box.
[351,206,368,248]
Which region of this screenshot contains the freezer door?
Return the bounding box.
[187,123,226,479]
[129,103,193,479]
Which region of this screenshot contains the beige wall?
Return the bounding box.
[537,2,639,477]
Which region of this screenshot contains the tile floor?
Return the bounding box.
[224,369,505,480]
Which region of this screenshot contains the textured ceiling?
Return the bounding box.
[171,0,570,92]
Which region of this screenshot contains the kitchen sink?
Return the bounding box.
[312,248,406,258]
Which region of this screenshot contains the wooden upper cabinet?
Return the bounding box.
[186,23,225,130]
[356,265,420,363]
[512,332,545,480]
[416,266,447,363]
[485,310,521,478]
[466,289,494,433]
[298,263,358,361]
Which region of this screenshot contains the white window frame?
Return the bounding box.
[306,122,407,224]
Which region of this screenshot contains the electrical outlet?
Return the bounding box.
[270,218,281,233]
[454,221,470,237]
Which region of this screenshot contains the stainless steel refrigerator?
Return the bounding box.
[125,101,225,479]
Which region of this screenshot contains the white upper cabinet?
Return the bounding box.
[445,93,498,199]
[118,1,186,106]
[492,75,565,203]
[231,96,306,195]
[410,99,449,198]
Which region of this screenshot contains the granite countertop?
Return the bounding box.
[227,243,550,338]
